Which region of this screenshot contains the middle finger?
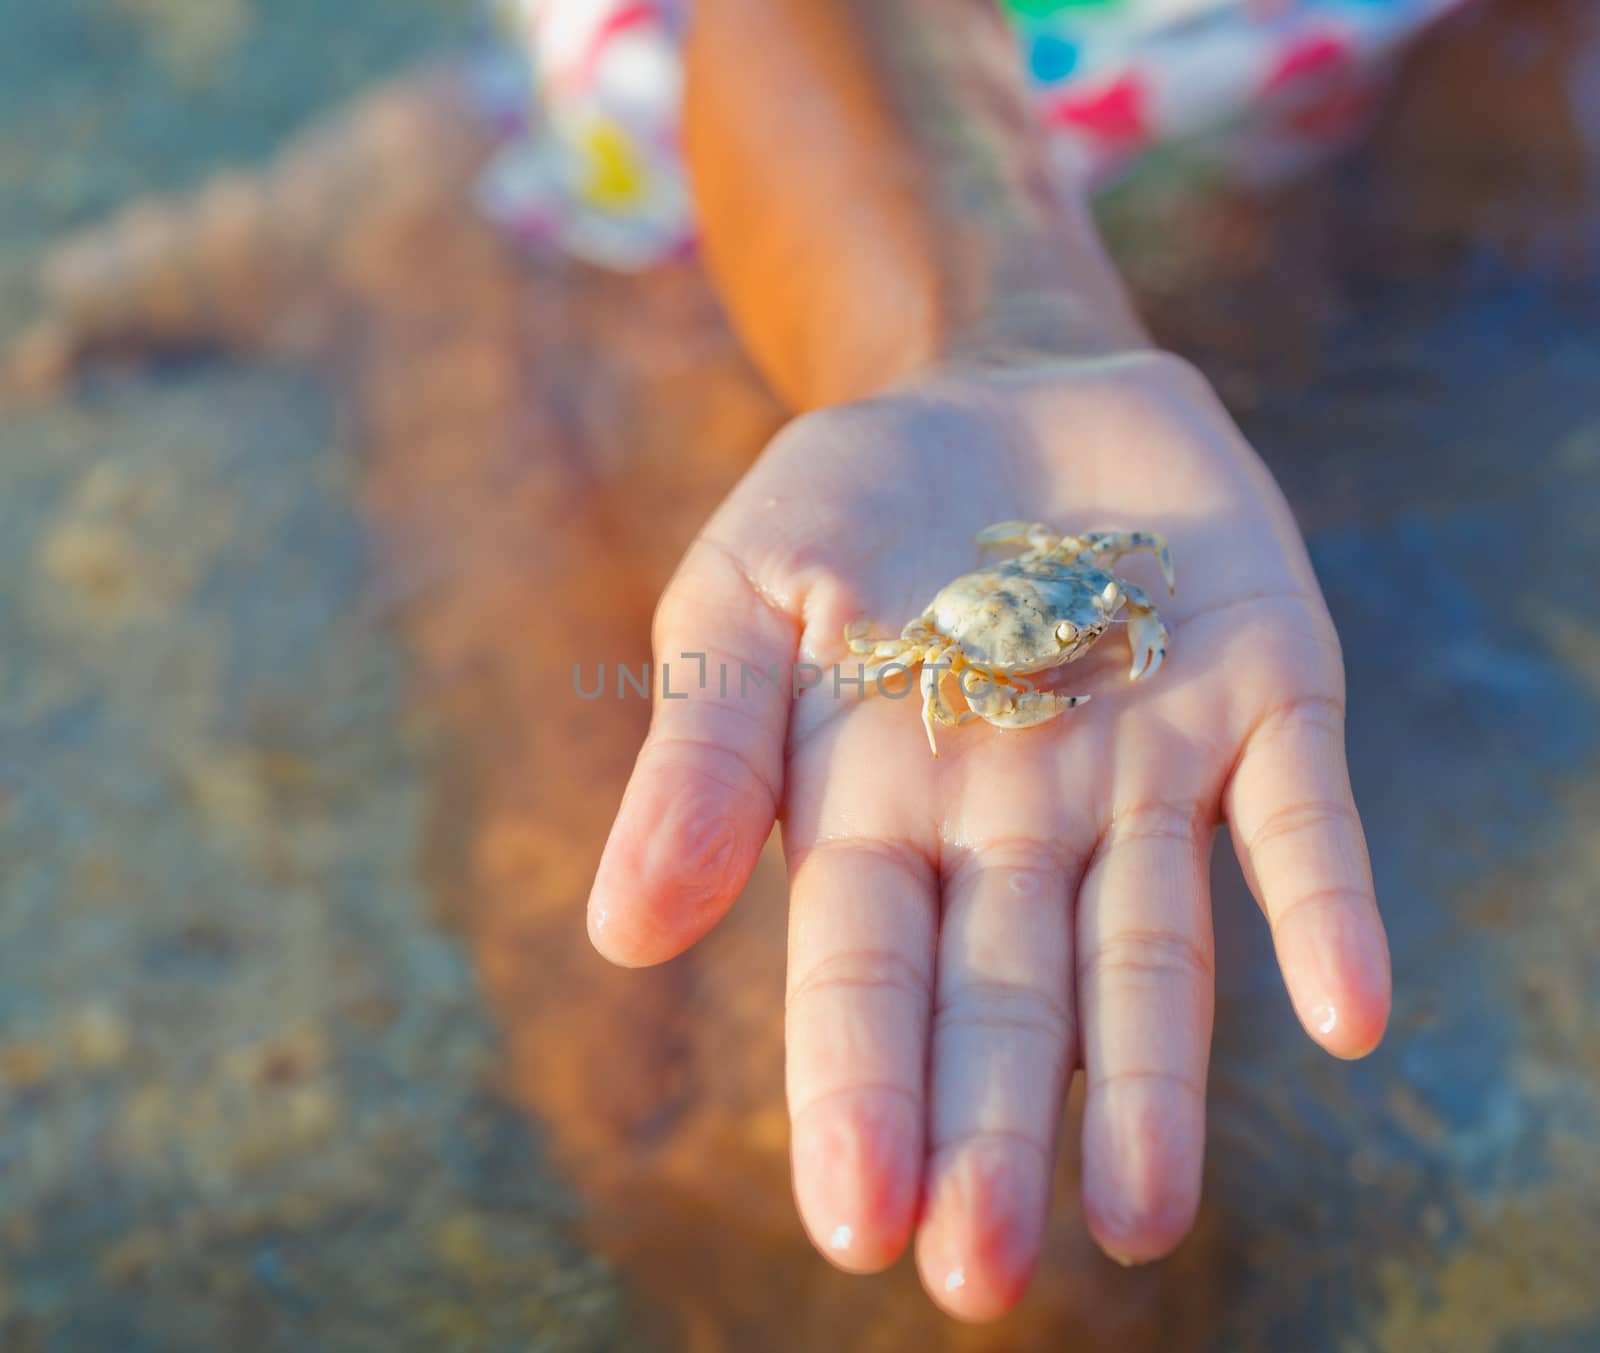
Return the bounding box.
[914,834,1083,1320]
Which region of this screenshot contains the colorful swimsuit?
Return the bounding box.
[474,0,1468,270]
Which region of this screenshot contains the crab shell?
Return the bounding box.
[921,556,1126,677]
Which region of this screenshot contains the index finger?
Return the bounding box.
[588,540,795,966]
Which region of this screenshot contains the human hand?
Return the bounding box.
[587,350,1389,1320]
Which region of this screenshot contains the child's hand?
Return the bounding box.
[587,350,1388,1320]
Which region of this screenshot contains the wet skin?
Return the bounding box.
[588,348,1391,1320]
[582,0,1393,1322]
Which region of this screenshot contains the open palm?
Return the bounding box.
[588,351,1389,1321]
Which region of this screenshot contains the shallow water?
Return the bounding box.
[1,0,1598,1349]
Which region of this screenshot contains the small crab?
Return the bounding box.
[844,521,1175,754]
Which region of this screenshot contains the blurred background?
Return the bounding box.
[0,0,1597,1349]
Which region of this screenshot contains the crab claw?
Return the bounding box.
[1128,607,1169,682]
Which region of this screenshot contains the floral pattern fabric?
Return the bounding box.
[475,0,1469,270]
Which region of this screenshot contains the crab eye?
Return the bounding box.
[1056,620,1079,644]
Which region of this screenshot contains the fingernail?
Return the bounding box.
[792,1093,918,1272]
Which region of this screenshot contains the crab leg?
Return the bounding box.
[843,634,964,754]
[845,618,907,662]
[919,664,946,755]
[858,654,918,693]
[845,622,924,697]
[1118,581,1170,681]
[973,522,1175,595]
[845,615,939,659]
[843,624,957,747]
[1082,531,1176,594]
[973,520,1088,560]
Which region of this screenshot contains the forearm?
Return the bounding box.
[683,0,1149,410]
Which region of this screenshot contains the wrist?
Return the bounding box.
[855,194,1155,393]
[934,197,1153,370]
[779,238,1152,408]
[796,219,1154,405]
